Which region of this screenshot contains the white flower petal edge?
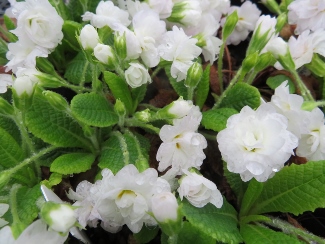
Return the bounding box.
[217,103,298,182]
[177,170,223,208]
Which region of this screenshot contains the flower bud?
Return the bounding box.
[79,24,99,50]
[266,37,288,59]
[152,192,178,223]
[185,62,203,88]
[0,97,14,115]
[222,10,239,41]
[41,202,77,233]
[114,99,126,117]
[12,76,36,97]
[275,13,287,33]
[155,97,195,120]
[42,91,69,111]
[242,52,258,74]
[114,32,127,60]
[94,43,116,69]
[167,0,202,26]
[36,73,63,88]
[254,52,276,72]
[261,0,281,14]
[305,54,325,77]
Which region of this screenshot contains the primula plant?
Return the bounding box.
[1,0,325,243]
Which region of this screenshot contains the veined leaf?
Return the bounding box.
[62,20,82,51]
[240,224,302,244]
[195,64,210,109]
[266,75,295,93]
[202,108,238,132]
[0,116,21,145]
[177,222,215,244]
[181,198,243,244]
[71,93,118,127]
[104,71,133,114]
[219,83,261,111]
[247,161,325,216]
[240,179,264,217]
[51,153,95,174]
[26,91,90,149]
[165,66,187,98]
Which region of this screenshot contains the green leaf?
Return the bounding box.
[240,224,302,244]
[0,116,21,145]
[240,179,264,217]
[223,162,248,205]
[0,35,8,63]
[165,66,187,98]
[64,52,100,85]
[247,161,325,216]
[266,75,295,93]
[0,127,24,169]
[219,83,261,111]
[71,93,118,127]
[133,225,159,244]
[98,131,150,173]
[195,64,210,109]
[131,84,147,113]
[17,184,42,226]
[181,198,243,244]
[48,0,71,20]
[62,21,82,51]
[202,108,237,132]
[178,222,215,244]
[51,153,95,175]
[98,26,114,46]
[26,91,90,148]
[3,15,16,31]
[66,0,100,22]
[104,71,133,114]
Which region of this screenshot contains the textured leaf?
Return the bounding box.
[131,84,147,113]
[240,224,302,244]
[0,127,24,168]
[202,108,238,132]
[219,83,261,111]
[178,222,215,244]
[104,71,133,114]
[71,93,118,127]
[0,116,21,145]
[247,161,325,216]
[48,0,71,20]
[62,20,82,50]
[240,179,264,217]
[195,64,210,109]
[64,52,100,84]
[98,131,150,173]
[66,0,100,22]
[223,162,248,205]
[165,66,187,98]
[17,184,42,225]
[51,153,95,174]
[266,75,295,93]
[26,91,90,148]
[181,198,243,244]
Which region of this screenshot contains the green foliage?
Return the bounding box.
[219,83,261,111]
[240,224,302,244]
[62,21,82,51]
[0,127,24,169]
[201,108,237,132]
[195,64,210,109]
[98,131,150,174]
[66,0,101,22]
[266,75,295,93]
[242,161,325,216]
[48,0,71,20]
[104,71,134,114]
[71,93,119,127]
[177,222,215,244]
[50,153,95,174]
[0,116,21,145]
[165,66,187,98]
[240,179,264,217]
[0,37,8,65]
[3,15,16,31]
[26,90,90,149]
[133,225,159,244]
[181,199,243,244]
[131,84,147,112]
[64,52,100,85]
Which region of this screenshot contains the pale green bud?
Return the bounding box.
[305,54,325,77]
[167,1,201,26]
[222,10,239,41]
[134,109,152,122]
[36,73,63,88]
[79,24,99,50]
[114,99,126,117]
[254,52,276,72]
[0,97,14,115]
[40,202,77,233]
[185,62,203,88]
[156,97,195,120]
[114,32,127,60]
[242,52,258,74]
[261,0,281,14]
[42,91,69,111]
[275,13,288,33]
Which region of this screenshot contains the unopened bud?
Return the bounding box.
[37,73,63,88]
[114,99,126,117]
[261,0,281,14]
[114,32,127,60]
[305,54,325,77]
[40,202,77,233]
[242,52,258,74]
[222,10,239,41]
[79,24,99,50]
[275,13,287,33]
[42,91,69,111]
[94,43,116,69]
[255,52,275,72]
[185,62,203,88]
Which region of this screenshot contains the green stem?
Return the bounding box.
[265,216,325,244]
[187,86,195,100]
[245,70,258,85]
[213,67,243,109]
[218,43,226,94]
[9,184,22,224]
[291,70,314,101]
